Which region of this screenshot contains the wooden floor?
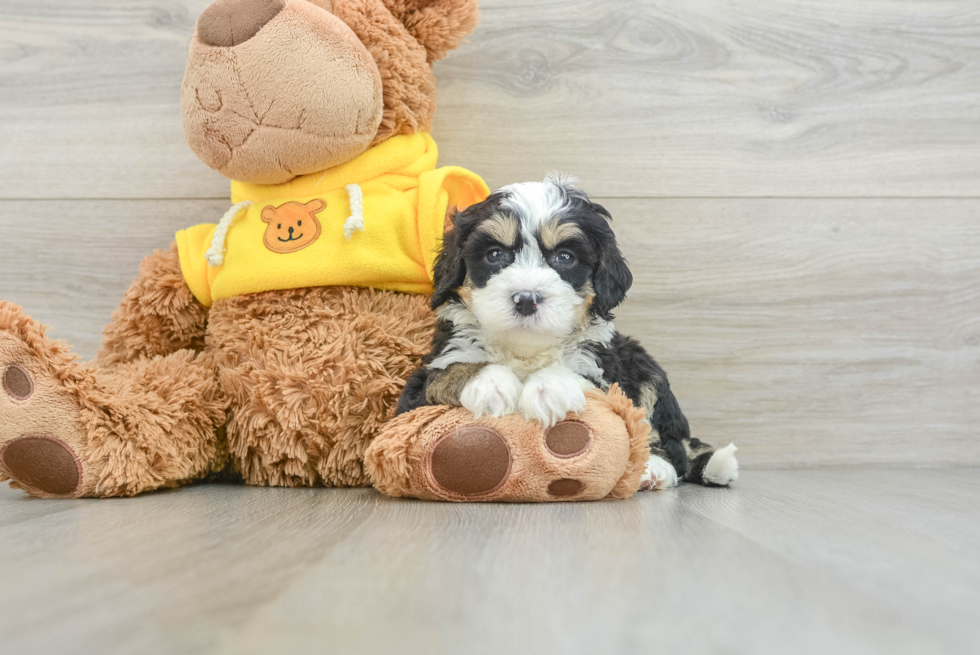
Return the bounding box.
[0,470,977,654]
[1,0,978,467]
[2,1,979,652]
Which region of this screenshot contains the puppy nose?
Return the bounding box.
[513,292,542,316]
[288,226,294,234]
[197,0,286,48]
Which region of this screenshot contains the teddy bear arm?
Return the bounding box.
[97,242,209,368]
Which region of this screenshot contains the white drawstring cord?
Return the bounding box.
[343,183,365,240]
[206,200,253,267]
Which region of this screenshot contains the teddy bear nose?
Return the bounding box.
[288,226,294,234]
[197,0,286,48]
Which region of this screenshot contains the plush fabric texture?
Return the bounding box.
[181,0,481,185]
[182,0,385,184]
[207,286,436,486]
[365,385,651,502]
[0,302,225,498]
[380,0,481,64]
[333,0,435,148]
[98,243,210,367]
[177,133,489,306]
[197,0,287,47]
[0,282,437,496]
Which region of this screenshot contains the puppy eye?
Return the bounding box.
[298,220,302,227]
[486,248,504,263]
[277,223,282,229]
[553,250,576,266]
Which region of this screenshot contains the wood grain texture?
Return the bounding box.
[605,197,980,467]
[1,197,977,468]
[0,199,228,356]
[2,0,980,198]
[0,471,977,654]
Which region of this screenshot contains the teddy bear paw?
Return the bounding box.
[0,309,91,498]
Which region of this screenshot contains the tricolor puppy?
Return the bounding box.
[398,174,738,488]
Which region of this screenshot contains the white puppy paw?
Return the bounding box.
[703,443,739,486]
[518,367,588,428]
[638,454,679,491]
[459,365,523,418]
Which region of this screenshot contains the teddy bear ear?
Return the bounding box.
[261,206,277,223]
[382,0,480,64]
[306,198,327,213]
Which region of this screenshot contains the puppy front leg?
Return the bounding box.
[421,362,489,407]
[459,364,524,418]
[519,366,590,428]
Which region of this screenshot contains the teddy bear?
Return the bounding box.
[0,0,651,501]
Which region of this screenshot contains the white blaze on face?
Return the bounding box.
[469,181,585,345]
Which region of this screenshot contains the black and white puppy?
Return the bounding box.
[397,174,737,488]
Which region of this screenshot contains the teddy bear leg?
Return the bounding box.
[97,242,210,368]
[366,388,652,502]
[418,419,627,501]
[0,302,224,498]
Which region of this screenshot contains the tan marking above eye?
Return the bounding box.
[476,213,519,247]
[540,219,584,251]
[456,284,473,305]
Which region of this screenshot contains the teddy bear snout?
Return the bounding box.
[197,0,286,48]
[183,0,384,185]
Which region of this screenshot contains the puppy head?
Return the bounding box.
[432,173,632,342]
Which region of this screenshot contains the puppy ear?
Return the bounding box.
[589,204,633,320]
[261,206,278,223]
[430,210,468,309]
[382,0,480,64]
[306,198,327,214]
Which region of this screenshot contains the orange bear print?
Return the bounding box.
[261,199,326,253]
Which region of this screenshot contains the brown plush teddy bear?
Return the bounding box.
[0,0,650,501]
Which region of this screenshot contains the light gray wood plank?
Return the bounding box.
[438,0,980,196]
[681,469,980,612]
[0,199,228,357]
[605,197,980,467]
[0,0,221,199]
[1,198,977,467]
[0,471,977,654]
[2,1,980,199]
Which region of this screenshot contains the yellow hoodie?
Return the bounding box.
[176,133,489,307]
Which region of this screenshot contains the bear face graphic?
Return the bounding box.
[261,199,325,254]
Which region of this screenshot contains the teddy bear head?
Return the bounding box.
[182,0,479,185]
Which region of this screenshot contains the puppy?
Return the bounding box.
[397,174,737,488]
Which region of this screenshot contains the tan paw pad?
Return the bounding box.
[547,478,585,498]
[3,364,33,401]
[1,435,81,497]
[429,425,512,496]
[544,421,592,458]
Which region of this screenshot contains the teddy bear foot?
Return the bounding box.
[366,387,653,502]
[0,304,93,498]
[426,421,601,500]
